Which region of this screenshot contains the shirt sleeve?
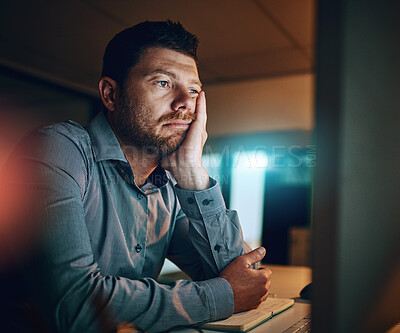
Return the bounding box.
[12,128,234,333]
[170,179,247,279]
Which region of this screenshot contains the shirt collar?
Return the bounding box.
[86,112,127,163]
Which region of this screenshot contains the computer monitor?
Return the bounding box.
[312,1,400,332]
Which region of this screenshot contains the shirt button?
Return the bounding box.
[202,199,213,206]
[135,244,142,253]
[187,197,195,204]
[214,244,221,253]
[137,192,144,200]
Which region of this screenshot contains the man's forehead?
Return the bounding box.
[133,47,201,83]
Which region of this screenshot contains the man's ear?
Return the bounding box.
[99,77,118,112]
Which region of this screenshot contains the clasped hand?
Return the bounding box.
[220,247,272,313]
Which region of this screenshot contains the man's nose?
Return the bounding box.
[171,88,195,112]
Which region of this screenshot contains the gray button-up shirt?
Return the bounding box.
[18,112,246,332]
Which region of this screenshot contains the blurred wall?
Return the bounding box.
[204,73,314,136]
[0,69,97,169]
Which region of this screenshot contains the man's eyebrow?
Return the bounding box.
[145,69,177,79]
[145,69,202,88]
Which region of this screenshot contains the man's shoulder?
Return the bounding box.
[4,120,94,192]
[25,119,93,155]
[16,119,94,170]
[36,119,90,145]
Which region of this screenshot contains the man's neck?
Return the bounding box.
[121,144,160,187]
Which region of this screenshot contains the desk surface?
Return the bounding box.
[266,264,312,299]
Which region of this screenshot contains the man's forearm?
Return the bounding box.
[47,265,233,332]
[174,179,247,276]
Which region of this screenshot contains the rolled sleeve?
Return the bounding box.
[175,178,225,219]
[172,177,246,276]
[197,277,235,321]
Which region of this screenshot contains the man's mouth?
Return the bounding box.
[159,111,195,131]
[162,120,192,129]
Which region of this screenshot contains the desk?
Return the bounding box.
[161,265,312,333]
[266,264,312,299]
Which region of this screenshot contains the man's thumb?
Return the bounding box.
[244,247,266,267]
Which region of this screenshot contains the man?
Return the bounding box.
[11,20,272,332]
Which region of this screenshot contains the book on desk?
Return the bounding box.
[201,298,294,332]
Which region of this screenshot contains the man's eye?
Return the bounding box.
[189,89,199,95]
[157,81,169,88]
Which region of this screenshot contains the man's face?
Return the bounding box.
[113,47,202,156]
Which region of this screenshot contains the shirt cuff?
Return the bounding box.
[174,178,226,219]
[196,277,234,321]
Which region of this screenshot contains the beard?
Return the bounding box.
[113,89,195,156]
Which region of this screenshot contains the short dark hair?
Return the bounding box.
[102,20,199,87]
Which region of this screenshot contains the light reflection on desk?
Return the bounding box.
[264,264,312,299]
